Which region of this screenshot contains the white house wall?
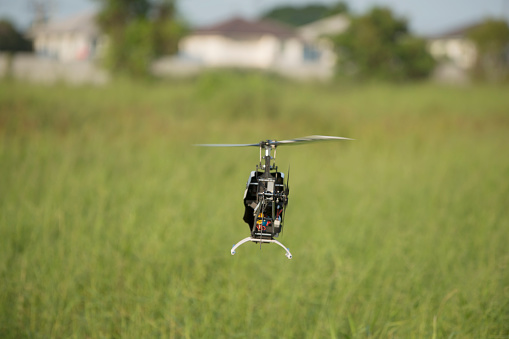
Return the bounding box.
[428,38,477,69]
[34,32,97,62]
[180,34,298,68]
[279,38,303,66]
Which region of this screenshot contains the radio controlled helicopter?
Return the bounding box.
[197,135,353,259]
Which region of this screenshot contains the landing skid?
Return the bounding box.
[231,237,292,259]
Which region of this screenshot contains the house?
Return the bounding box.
[179,17,299,68]
[427,23,479,69]
[427,23,480,83]
[3,12,109,84]
[29,12,104,62]
[176,15,350,80]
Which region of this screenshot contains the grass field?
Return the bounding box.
[1,74,508,338]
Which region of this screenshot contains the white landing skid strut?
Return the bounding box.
[231,237,293,259]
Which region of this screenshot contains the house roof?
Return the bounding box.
[427,22,483,40]
[192,17,296,38]
[298,14,350,41]
[31,12,99,37]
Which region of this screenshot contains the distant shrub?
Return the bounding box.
[332,7,435,81]
[468,19,509,82]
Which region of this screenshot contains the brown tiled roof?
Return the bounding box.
[192,17,296,38]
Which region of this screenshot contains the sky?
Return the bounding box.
[1,0,508,36]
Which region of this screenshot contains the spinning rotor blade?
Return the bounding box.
[274,135,353,146]
[196,135,353,148]
[195,143,260,147]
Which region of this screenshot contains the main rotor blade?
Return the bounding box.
[195,143,260,147]
[195,135,353,148]
[275,135,354,145]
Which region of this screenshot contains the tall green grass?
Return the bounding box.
[1,74,508,338]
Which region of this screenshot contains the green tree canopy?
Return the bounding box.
[333,7,434,81]
[261,1,348,27]
[95,0,186,77]
[0,19,33,52]
[468,18,509,82]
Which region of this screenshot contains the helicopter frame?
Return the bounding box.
[233,141,292,258]
[196,135,353,259]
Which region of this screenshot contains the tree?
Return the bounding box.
[152,1,185,56]
[468,19,509,82]
[333,7,434,81]
[261,1,348,27]
[95,0,185,77]
[0,19,33,52]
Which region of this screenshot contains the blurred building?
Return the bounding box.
[0,12,108,85]
[19,10,352,82]
[427,23,479,83]
[29,12,105,62]
[180,18,299,68]
[168,14,349,80]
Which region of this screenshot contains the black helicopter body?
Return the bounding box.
[242,165,287,238]
[197,135,352,259]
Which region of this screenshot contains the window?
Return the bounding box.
[303,44,321,62]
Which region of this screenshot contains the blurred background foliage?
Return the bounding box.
[332,7,435,81]
[468,18,509,82]
[0,74,508,338]
[0,19,33,52]
[2,0,508,82]
[261,1,349,26]
[95,0,186,77]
